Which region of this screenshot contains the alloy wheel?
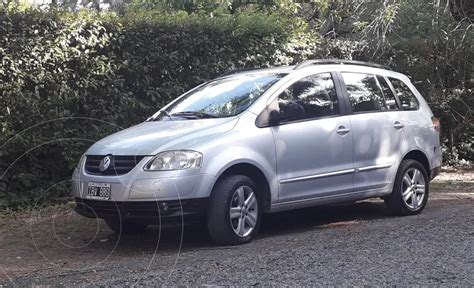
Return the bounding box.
[229,185,258,237]
[401,167,426,210]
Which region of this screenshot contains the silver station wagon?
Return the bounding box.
[73,59,442,245]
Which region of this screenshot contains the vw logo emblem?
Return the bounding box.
[99,155,112,172]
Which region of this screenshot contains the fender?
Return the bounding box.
[203,147,279,203]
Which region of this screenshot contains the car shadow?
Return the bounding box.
[259,199,391,237]
[102,200,392,253]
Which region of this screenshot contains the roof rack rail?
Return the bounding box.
[293,59,392,71]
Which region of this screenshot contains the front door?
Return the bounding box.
[270,72,354,202]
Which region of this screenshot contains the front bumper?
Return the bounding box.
[74,197,208,225]
[72,156,216,225]
[72,156,217,202]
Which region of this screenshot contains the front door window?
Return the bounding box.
[276,73,339,122]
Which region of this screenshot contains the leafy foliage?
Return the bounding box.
[289,0,473,166]
[0,6,315,208]
[0,0,472,209]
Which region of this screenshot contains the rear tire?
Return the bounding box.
[207,175,261,245]
[385,159,429,215]
[105,218,147,234]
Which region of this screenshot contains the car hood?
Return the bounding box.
[86,117,238,156]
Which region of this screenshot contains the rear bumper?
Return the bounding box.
[430,166,441,180]
[74,197,208,225]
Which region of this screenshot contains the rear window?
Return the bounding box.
[389,78,419,110]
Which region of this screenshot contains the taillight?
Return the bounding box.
[431,116,441,133]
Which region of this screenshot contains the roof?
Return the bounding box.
[219,59,393,78]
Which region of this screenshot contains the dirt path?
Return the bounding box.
[0,171,472,286]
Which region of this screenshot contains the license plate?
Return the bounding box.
[86,182,111,200]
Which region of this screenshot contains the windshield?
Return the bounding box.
[151,73,286,120]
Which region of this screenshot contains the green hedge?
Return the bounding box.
[2,6,471,209]
[0,8,318,208]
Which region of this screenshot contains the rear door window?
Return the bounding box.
[341,73,385,113]
[376,76,398,110]
[389,78,419,110]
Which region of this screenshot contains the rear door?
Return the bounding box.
[338,72,404,193]
[270,72,354,202]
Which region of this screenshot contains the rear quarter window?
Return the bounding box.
[389,78,419,110]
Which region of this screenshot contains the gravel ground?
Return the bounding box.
[0,171,473,286]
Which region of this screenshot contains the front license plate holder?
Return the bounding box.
[86,182,111,200]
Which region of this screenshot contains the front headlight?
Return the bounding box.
[144,150,203,171]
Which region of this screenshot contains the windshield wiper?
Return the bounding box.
[170,111,218,119]
[160,110,172,120]
[147,110,172,121]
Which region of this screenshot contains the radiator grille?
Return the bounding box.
[85,155,146,175]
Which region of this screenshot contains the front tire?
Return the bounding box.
[207,175,261,245]
[105,218,148,234]
[385,159,429,215]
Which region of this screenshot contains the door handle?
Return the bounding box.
[336,126,350,135]
[393,121,404,129]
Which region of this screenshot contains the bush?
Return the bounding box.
[1,2,471,209]
[0,7,318,209]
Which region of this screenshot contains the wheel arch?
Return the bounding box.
[213,162,272,213]
[402,149,430,177]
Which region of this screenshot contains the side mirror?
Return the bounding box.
[256,102,303,127]
[270,102,304,125]
[269,110,284,126]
